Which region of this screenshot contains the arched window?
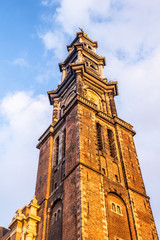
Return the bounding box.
[100,156,107,176]
[115,174,119,182]
[57,209,61,219]
[113,162,120,183]
[54,212,57,222]
[112,203,116,211]
[49,200,62,240]
[87,89,101,109]
[107,193,132,239]
[117,205,121,214]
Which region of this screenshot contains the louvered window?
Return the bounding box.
[55,136,59,165]
[62,129,66,159]
[107,129,117,158]
[96,123,102,150]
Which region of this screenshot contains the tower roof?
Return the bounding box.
[67,31,98,52]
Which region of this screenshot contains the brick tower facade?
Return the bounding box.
[34,31,158,240]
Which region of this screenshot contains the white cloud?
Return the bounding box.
[41,0,59,7]
[39,30,67,59]
[40,31,55,50]
[0,91,52,227]
[9,58,29,67]
[39,0,160,62]
[41,0,49,6]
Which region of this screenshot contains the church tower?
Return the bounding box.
[35,31,158,240]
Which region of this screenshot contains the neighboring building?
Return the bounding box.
[1,31,158,240]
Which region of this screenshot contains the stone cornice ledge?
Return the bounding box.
[97,111,114,124]
[36,124,54,149]
[113,116,136,135]
[37,94,136,149]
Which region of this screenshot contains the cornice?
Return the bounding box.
[48,62,118,106]
[59,43,106,71]
[70,62,118,95]
[82,44,106,65]
[47,74,75,105]
[37,124,54,149]
[37,93,136,148]
[113,116,135,134]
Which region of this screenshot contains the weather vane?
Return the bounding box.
[78,26,84,32]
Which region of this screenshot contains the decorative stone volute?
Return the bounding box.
[2,196,40,240]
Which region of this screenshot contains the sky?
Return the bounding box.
[0,0,160,236]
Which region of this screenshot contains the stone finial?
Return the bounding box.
[31,195,37,205]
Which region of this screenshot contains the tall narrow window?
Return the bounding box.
[115,174,118,182]
[112,203,116,212]
[62,129,66,159]
[55,136,59,165]
[113,162,120,183]
[117,205,121,214]
[107,129,116,158]
[54,213,57,222]
[57,209,61,219]
[96,123,103,150]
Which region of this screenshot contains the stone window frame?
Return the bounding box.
[84,57,98,71]
[111,202,123,216]
[53,208,62,224]
[83,42,93,51]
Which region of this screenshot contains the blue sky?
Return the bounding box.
[0,0,160,236]
[0,0,59,99]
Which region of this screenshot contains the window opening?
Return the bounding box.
[111,202,122,215]
[117,206,121,214]
[115,174,118,182]
[152,232,155,239]
[96,123,103,151]
[54,213,57,222]
[54,182,57,189]
[55,136,59,165]
[90,64,96,70]
[112,203,116,212]
[62,129,66,159]
[102,168,105,175]
[58,209,61,219]
[107,129,116,158]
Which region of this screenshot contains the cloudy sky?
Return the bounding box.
[0,0,160,235]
